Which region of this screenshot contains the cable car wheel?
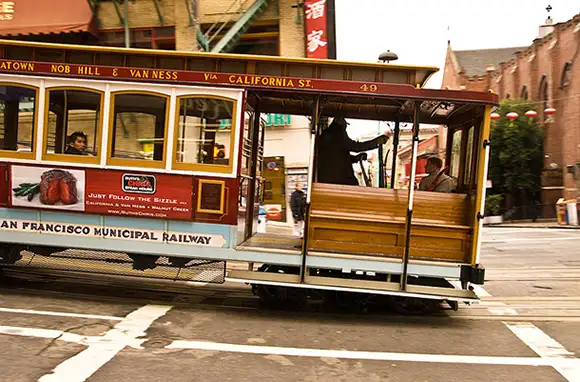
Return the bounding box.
[252,264,305,308]
[329,291,388,313]
[388,296,441,315]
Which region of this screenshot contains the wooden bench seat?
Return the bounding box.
[310,210,472,231]
[307,183,475,263]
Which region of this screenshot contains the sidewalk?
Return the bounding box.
[486,219,580,229]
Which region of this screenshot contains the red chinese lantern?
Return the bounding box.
[525,110,538,118]
[506,112,519,120]
[544,107,556,123]
[490,112,501,120]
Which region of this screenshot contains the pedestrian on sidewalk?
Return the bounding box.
[290,183,306,238]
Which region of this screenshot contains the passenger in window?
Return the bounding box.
[214,143,226,159]
[65,132,87,155]
[317,117,389,186]
[418,157,456,192]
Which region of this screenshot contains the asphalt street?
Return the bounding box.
[0,227,579,382]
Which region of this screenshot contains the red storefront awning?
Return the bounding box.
[0,0,96,37]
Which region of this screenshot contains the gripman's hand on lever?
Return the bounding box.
[377,133,390,145]
[355,152,368,162]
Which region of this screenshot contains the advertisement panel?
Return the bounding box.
[9,165,193,220]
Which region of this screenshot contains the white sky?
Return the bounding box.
[334,1,578,138]
[335,0,579,89]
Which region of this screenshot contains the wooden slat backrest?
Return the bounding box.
[311,183,470,227]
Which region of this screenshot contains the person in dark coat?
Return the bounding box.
[317,117,389,185]
[290,183,306,237]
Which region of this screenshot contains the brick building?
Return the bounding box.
[443,13,580,210]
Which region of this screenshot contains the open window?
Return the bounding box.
[43,88,103,164]
[449,128,462,179]
[172,95,237,173]
[0,83,38,159]
[446,123,478,193]
[107,91,169,168]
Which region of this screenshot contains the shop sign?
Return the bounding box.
[0,2,14,21]
[265,114,291,127]
[304,0,328,59]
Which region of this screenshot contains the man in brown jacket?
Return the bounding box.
[418,157,456,192]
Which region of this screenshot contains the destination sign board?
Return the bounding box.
[0,59,499,103]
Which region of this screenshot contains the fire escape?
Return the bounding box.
[196,0,271,53]
[88,0,270,53]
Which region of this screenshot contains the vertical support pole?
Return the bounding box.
[390,119,400,189]
[457,125,469,188]
[4,100,19,151]
[300,96,321,283]
[124,0,130,48]
[378,143,384,187]
[401,103,420,290]
[468,121,482,194]
[470,106,492,265]
[444,125,454,171]
[245,101,261,239]
[55,112,66,154]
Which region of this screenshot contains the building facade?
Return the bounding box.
[443,13,580,211]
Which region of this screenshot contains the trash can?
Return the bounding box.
[566,199,578,226]
[556,198,568,225]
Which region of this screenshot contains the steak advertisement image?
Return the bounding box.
[11,165,86,211]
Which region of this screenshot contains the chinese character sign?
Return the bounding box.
[304,0,327,59]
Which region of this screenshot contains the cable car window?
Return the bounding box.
[108,92,168,168]
[464,126,474,185]
[449,129,462,179]
[173,96,236,173]
[44,89,102,163]
[0,84,37,158]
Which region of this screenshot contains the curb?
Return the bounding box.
[485,224,580,229]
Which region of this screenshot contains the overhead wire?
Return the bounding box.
[493,91,580,108]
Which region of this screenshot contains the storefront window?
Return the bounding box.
[0,84,37,158]
[44,89,102,163]
[108,92,168,167]
[99,27,176,50]
[173,96,236,173]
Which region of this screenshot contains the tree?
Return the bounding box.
[488,99,544,213]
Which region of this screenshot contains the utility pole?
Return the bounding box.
[124,0,130,48]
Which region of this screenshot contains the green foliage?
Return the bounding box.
[489,99,544,205]
[485,194,503,216]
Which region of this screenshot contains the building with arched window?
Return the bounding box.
[443,12,580,215]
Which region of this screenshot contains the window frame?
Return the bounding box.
[560,61,572,88]
[172,94,238,174]
[42,86,105,165]
[106,90,170,169]
[196,179,226,215]
[520,85,528,100]
[0,82,39,160]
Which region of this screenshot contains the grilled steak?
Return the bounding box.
[40,170,78,205]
